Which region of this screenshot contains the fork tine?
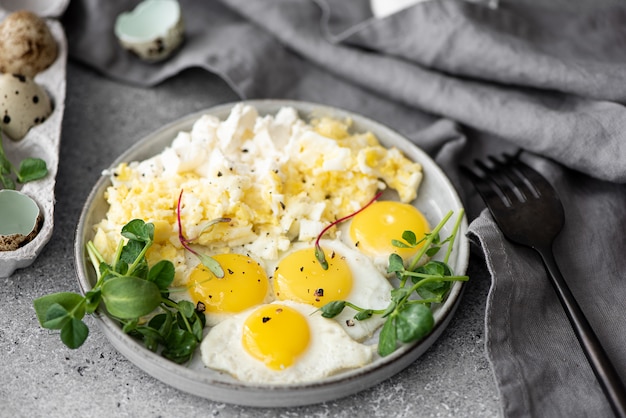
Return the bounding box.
[487,155,539,203]
[484,155,529,204]
[502,153,555,199]
[459,163,511,212]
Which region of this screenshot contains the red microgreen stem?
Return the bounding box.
[315,190,384,269]
[177,190,197,254]
[176,189,226,278]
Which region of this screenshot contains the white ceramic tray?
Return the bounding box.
[75,100,470,407]
[0,6,67,277]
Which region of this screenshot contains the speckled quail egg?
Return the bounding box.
[0,73,52,140]
[0,10,58,78]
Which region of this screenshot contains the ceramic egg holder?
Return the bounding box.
[0,16,66,277]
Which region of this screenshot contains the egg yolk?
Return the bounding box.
[188,253,269,314]
[349,201,429,259]
[242,304,310,370]
[273,247,353,307]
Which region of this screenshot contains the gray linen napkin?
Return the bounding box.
[62,0,626,416]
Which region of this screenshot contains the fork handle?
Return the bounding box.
[537,245,626,418]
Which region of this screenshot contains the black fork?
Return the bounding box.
[462,153,626,418]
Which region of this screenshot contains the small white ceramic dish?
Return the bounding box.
[0,7,67,277]
[75,100,469,407]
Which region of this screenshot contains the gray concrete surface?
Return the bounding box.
[0,61,501,417]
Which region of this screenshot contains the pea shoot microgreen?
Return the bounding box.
[319,209,468,357]
[33,219,206,364]
[177,189,228,278]
[315,191,383,270]
[0,130,48,189]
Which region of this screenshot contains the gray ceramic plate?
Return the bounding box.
[75,100,469,407]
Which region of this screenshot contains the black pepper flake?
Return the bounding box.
[279,201,285,210]
[33,95,39,104]
[13,74,26,82]
[299,266,304,272]
[330,251,336,259]
[227,268,234,275]
[241,148,249,153]
[262,317,271,323]
[196,301,206,313]
[217,171,223,177]
[3,115,10,124]
[314,288,324,297]
[346,319,355,327]
[355,241,360,247]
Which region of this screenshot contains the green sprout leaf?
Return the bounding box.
[314,245,329,270]
[148,260,175,290]
[378,316,398,357]
[196,253,225,278]
[395,303,434,343]
[42,303,72,330]
[354,309,373,321]
[162,328,199,364]
[387,253,405,274]
[34,292,86,327]
[16,158,48,183]
[60,318,89,349]
[101,276,162,319]
[121,219,154,243]
[0,130,48,189]
[319,300,346,318]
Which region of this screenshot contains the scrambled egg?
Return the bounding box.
[92,104,422,283]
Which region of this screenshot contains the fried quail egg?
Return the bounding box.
[176,253,272,326]
[270,239,392,341]
[200,300,374,384]
[341,200,430,273]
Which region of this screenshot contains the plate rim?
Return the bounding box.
[74,99,469,407]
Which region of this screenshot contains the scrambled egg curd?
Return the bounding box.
[92,104,422,284]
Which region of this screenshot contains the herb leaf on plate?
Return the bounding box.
[33,219,206,364]
[319,209,468,357]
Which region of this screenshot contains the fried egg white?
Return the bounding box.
[340,200,430,274]
[269,239,392,341]
[200,300,374,384]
